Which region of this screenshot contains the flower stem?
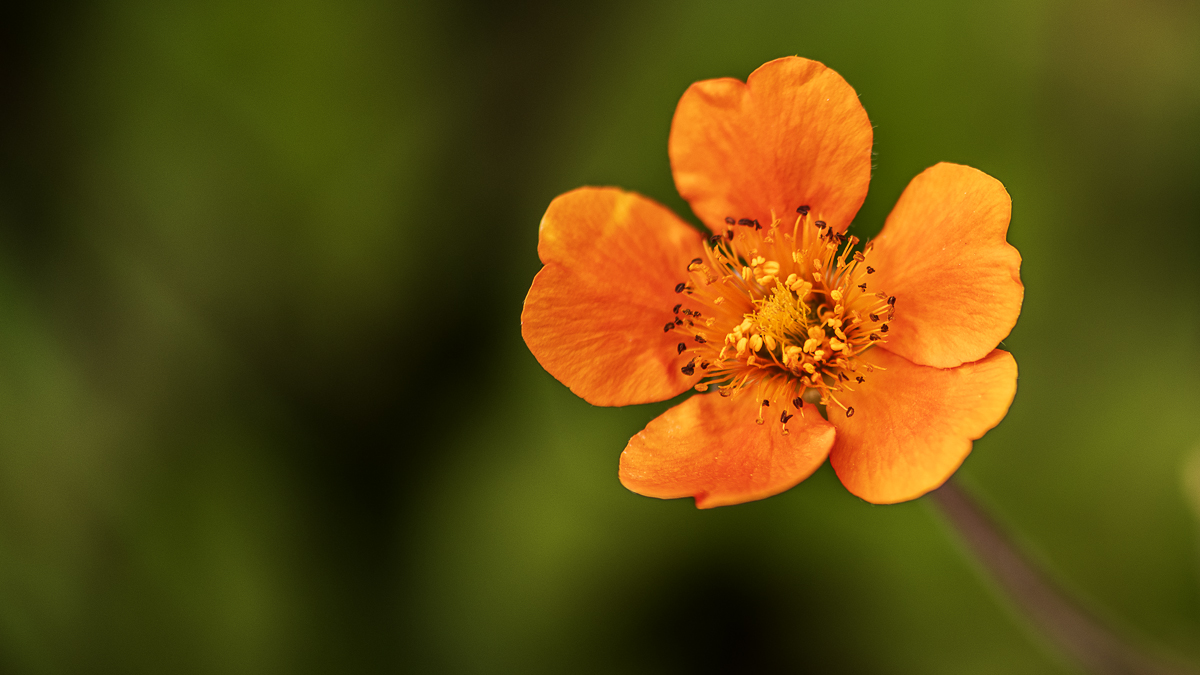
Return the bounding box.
[928,478,1194,675]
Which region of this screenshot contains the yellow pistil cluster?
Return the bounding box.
[667,208,895,433]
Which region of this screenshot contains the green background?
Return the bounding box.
[2,0,1198,672]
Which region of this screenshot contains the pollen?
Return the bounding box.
[665,209,895,431]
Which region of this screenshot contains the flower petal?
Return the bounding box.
[619,393,835,508]
[668,56,873,234]
[829,348,1017,504]
[521,187,706,406]
[866,163,1023,368]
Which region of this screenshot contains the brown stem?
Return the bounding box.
[929,479,1194,675]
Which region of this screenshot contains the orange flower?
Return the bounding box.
[521,57,1023,507]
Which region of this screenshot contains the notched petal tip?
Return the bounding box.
[522,187,706,406]
[830,348,1018,504]
[668,56,873,236]
[866,162,1023,369]
[619,393,836,508]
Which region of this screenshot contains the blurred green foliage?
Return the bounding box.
[1,0,1198,673]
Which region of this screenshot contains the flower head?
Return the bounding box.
[521,57,1023,507]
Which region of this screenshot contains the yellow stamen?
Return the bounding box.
[663,213,895,431]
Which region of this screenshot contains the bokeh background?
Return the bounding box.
[2,0,1199,672]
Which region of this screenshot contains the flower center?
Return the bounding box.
[667,207,895,433]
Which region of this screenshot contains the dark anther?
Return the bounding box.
[726,229,735,241]
[681,363,696,376]
[866,266,875,274]
[887,296,896,306]
[797,205,810,215]
[675,317,683,325]
[780,411,793,424]
[694,335,707,344]
[725,216,736,225]
[674,283,686,293]
[753,219,761,230]
[858,283,867,291]
[869,334,880,341]
[815,220,827,229]
[762,399,770,407]
[682,308,693,315]
[856,376,865,383]
[710,235,723,245]
[664,323,675,332]
[692,311,701,318]
[700,361,710,370]
[846,407,855,418]
[677,343,687,354]
[673,303,682,314]
[793,397,803,408]
[881,324,889,333]
[690,257,704,267]
[838,372,849,381]
[738,218,753,226]
[869,313,879,322]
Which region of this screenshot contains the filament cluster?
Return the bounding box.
[666,207,895,433]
